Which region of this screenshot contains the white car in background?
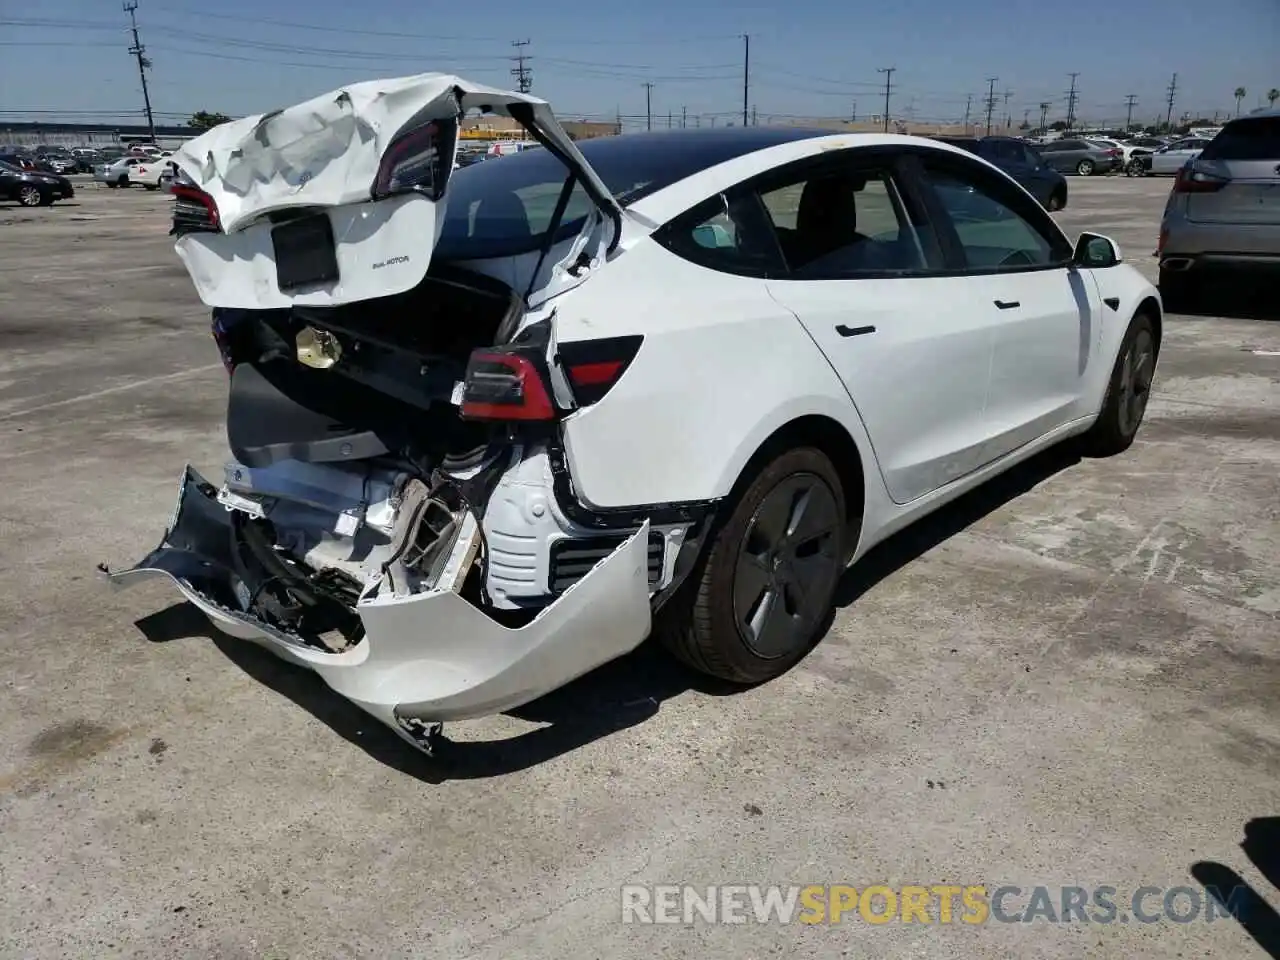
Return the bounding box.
[1149,137,1213,175]
[95,155,165,189]
[106,73,1163,754]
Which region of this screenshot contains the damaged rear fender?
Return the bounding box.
[104,466,654,727]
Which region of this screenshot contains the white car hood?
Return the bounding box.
[171,73,623,310]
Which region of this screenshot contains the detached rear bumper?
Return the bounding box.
[104,468,654,744]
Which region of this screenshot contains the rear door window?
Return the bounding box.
[1201,118,1280,161]
[989,140,1025,164]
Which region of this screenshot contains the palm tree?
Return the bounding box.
[1269,88,1280,108]
[1234,87,1247,116]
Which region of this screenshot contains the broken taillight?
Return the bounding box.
[372,118,458,201]
[558,335,643,407]
[171,182,220,236]
[460,350,556,421]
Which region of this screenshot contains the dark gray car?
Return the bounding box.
[932,135,1069,210]
[1036,138,1119,176]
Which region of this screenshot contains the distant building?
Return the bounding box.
[0,120,196,150]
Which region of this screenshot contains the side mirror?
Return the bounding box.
[1073,232,1121,268]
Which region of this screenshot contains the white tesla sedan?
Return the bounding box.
[106,74,1162,752]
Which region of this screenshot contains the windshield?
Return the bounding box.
[435,127,833,260]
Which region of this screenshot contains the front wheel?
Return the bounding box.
[1046,189,1066,212]
[1076,159,1095,176]
[657,447,847,684]
[144,184,158,191]
[1126,160,1146,177]
[17,185,42,207]
[1081,314,1156,457]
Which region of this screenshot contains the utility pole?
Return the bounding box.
[1065,72,1080,130]
[643,81,653,131]
[1164,73,1178,130]
[741,34,750,128]
[963,93,972,132]
[122,1,155,144]
[1124,94,1138,132]
[1038,101,1050,133]
[667,110,672,129]
[510,39,532,93]
[752,104,757,126]
[984,77,998,136]
[1022,108,1030,130]
[681,105,687,128]
[615,105,622,135]
[851,100,858,123]
[1002,88,1012,130]
[878,66,895,132]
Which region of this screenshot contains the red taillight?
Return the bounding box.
[558,335,643,406]
[460,351,556,421]
[172,183,221,232]
[1173,166,1227,193]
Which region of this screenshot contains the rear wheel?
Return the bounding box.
[1076,159,1095,176]
[1081,313,1156,457]
[657,447,846,684]
[144,184,158,191]
[1046,188,1066,212]
[1126,159,1146,177]
[17,185,42,207]
[117,175,129,188]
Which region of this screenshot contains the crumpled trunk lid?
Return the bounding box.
[170,73,624,311]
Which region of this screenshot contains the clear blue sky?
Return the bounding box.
[2,0,1278,131]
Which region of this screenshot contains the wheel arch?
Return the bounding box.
[1137,294,1163,357]
[723,413,868,555]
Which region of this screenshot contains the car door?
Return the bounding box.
[912,150,1098,461]
[1153,139,1206,174]
[1040,141,1074,173]
[753,148,1001,504]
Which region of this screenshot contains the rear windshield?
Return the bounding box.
[1201,117,1280,161]
[435,128,830,260]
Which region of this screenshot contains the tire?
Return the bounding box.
[106,181,118,188]
[1126,160,1145,177]
[1046,189,1066,212]
[656,447,847,684]
[1081,313,1156,457]
[117,175,129,188]
[1076,159,1095,176]
[17,184,42,207]
[145,184,158,191]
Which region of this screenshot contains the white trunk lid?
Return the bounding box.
[170,73,624,310]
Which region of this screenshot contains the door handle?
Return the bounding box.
[835,324,876,338]
[993,300,1020,310]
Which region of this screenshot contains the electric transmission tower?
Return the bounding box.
[510,39,532,94]
[123,1,155,143]
[1065,72,1080,130]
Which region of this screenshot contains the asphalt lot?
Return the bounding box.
[1,174,1278,960]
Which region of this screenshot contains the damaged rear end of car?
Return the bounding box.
[103,73,675,753]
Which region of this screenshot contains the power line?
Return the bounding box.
[122,1,155,143]
[984,77,998,136]
[510,39,532,93]
[877,66,895,132]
